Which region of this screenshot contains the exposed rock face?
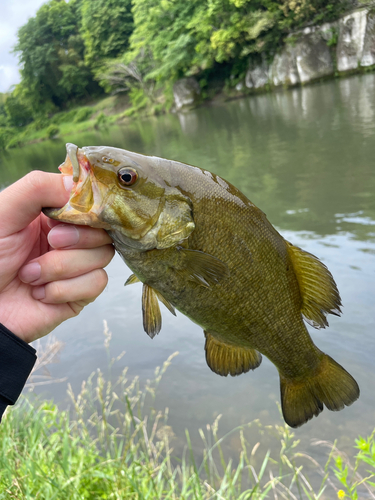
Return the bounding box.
[173,77,201,111]
[361,11,375,67]
[242,7,375,96]
[270,46,299,86]
[245,59,270,88]
[337,9,367,71]
[295,32,334,83]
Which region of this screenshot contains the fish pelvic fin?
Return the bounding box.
[204,332,262,377]
[142,284,176,338]
[279,353,360,428]
[125,274,140,286]
[142,284,162,338]
[286,241,342,328]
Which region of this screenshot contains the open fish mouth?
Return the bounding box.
[43,143,112,228]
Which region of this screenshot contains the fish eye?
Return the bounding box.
[118,167,138,187]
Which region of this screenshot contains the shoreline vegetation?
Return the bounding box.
[0,326,374,499]
[1,0,374,151]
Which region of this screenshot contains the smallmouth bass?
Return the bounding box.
[44,143,359,428]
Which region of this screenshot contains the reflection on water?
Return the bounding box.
[1,74,374,467]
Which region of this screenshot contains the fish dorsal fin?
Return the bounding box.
[286,241,342,329]
[124,274,140,286]
[142,284,161,338]
[178,247,230,287]
[204,332,262,376]
[142,284,176,338]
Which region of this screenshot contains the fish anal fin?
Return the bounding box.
[286,241,342,329]
[204,332,262,377]
[280,354,360,428]
[178,247,230,287]
[142,284,161,338]
[125,274,140,286]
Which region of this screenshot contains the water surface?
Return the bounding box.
[1,74,374,471]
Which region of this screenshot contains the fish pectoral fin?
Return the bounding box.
[178,248,230,287]
[124,274,141,286]
[204,331,262,377]
[142,284,162,338]
[154,290,176,316]
[286,241,342,329]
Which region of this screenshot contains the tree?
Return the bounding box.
[128,0,349,86]
[129,0,199,83]
[81,0,133,67]
[14,0,99,113]
[4,93,33,127]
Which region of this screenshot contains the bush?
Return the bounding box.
[45,124,60,139]
[73,107,93,123]
[6,134,25,149]
[52,109,79,125]
[29,116,49,131]
[94,111,108,129]
[0,127,15,150]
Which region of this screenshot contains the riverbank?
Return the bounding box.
[0,67,373,154]
[1,350,373,499]
[2,4,375,151]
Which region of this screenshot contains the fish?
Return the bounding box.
[43,143,360,428]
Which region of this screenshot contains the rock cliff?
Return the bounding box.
[243,7,375,92]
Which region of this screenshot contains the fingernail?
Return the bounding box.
[19,262,41,283]
[48,225,79,248]
[63,175,74,192]
[32,286,45,300]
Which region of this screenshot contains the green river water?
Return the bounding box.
[1,73,374,473]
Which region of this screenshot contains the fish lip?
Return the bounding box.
[66,143,80,182]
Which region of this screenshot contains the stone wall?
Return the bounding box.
[173,7,375,110]
[242,7,375,92]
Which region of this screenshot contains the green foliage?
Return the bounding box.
[9,0,354,125]
[81,0,133,67]
[4,93,33,127]
[73,106,93,123]
[51,108,79,125]
[13,0,99,113]
[94,111,109,129]
[45,124,60,139]
[327,27,339,47]
[6,133,26,150]
[1,344,374,499]
[130,0,199,82]
[0,128,16,150]
[333,430,375,499]
[128,0,348,88]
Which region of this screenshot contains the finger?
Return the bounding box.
[0,171,72,237]
[32,269,109,307]
[47,224,113,249]
[18,245,115,285]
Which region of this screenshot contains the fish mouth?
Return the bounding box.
[43,143,112,229]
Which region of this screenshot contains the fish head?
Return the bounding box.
[43,143,195,250]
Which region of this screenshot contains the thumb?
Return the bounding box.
[0,171,72,237]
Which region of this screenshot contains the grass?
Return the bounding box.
[0,94,134,151]
[0,323,374,499]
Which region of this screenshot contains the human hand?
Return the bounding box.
[0,171,115,343]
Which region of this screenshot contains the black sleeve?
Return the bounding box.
[0,323,37,422]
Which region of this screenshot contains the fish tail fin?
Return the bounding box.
[280,354,359,428]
